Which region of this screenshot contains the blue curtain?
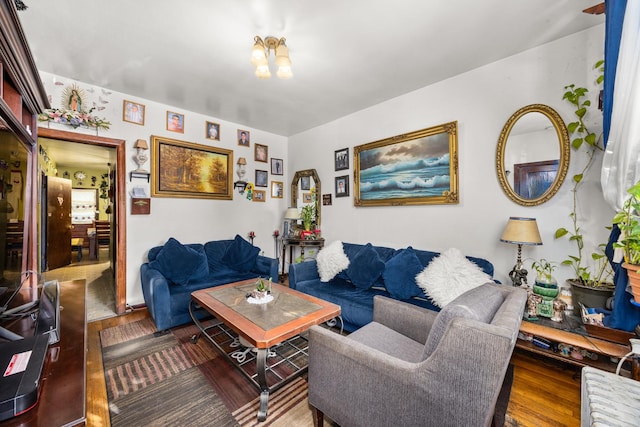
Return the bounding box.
[603,0,627,147]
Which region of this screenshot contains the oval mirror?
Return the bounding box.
[496,104,570,206]
[291,169,321,227]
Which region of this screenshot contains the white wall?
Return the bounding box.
[288,24,613,286]
[37,72,288,305]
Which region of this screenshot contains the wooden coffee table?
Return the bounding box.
[190,279,341,421]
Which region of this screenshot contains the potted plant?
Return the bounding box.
[612,180,640,300]
[300,203,315,232]
[531,259,558,286]
[554,61,615,313]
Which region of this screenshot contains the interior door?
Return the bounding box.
[46,176,72,270]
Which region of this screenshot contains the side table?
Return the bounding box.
[281,238,325,280]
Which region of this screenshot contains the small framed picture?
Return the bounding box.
[205,121,220,140]
[323,194,332,205]
[123,100,145,125]
[271,181,283,198]
[303,193,313,203]
[336,175,349,197]
[300,176,311,191]
[255,143,268,162]
[271,158,283,175]
[335,148,349,171]
[167,111,184,133]
[255,169,268,187]
[238,129,250,146]
[253,189,266,202]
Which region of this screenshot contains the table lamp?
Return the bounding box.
[284,207,300,238]
[500,217,542,286]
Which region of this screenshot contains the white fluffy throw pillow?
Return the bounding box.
[416,248,493,307]
[316,240,350,282]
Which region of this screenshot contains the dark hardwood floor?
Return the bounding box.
[85,309,581,427]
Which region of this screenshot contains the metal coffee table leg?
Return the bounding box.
[256,348,269,421]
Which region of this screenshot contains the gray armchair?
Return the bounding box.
[308,283,527,427]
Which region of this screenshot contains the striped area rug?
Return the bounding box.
[100,319,323,426]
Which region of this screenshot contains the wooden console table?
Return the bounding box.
[281,238,325,278]
[517,317,637,377]
[1,280,87,427]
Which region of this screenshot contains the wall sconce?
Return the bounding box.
[500,217,542,286]
[251,36,292,79]
[133,139,149,172]
[234,157,248,193]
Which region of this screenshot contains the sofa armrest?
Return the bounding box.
[253,255,279,281]
[140,263,172,331]
[288,260,319,290]
[373,296,437,344]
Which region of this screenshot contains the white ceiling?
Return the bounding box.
[17,0,603,140]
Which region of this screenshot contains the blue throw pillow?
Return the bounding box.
[346,243,385,289]
[382,247,424,300]
[149,238,209,285]
[222,234,260,272]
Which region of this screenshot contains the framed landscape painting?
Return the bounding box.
[150,135,233,200]
[353,121,459,206]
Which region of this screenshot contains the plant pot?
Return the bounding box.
[622,262,640,302]
[568,279,614,316]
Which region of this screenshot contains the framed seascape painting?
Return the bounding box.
[150,135,233,200]
[353,121,459,206]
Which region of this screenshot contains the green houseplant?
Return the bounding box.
[613,180,640,300]
[531,259,557,286]
[554,61,614,312]
[300,203,315,231]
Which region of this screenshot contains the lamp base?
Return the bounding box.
[508,265,528,287]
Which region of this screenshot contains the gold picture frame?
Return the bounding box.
[271,181,283,198]
[151,135,233,200]
[354,121,459,206]
[123,100,145,125]
[253,189,266,202]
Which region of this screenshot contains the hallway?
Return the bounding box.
[42,247,116,321]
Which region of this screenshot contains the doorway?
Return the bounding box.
[38,128,127,315]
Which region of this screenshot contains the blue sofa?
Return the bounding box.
[288,242,494,332]
[140,236,278,331]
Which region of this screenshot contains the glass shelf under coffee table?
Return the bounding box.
[189,279,341,422]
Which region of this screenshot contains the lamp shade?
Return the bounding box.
[237,157,247,165]
[500,217,542,245]
[134,139,148,149]
[284,207,300,220]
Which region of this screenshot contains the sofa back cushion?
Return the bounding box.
[204,240,232,272]
[221,234,260,272]
[422,284,505,360]
[148,238,209,285]
[382,246,424,299]
[336,243,396,285]
[345,243,386,289]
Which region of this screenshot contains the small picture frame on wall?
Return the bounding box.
[300,176,310,191]
[123,100,145,125]
[255,169,268,187]
[167,111,184,133]
[271,158,283,175]
[271,181,283,198]
[336,175,349,197]
[255,143,268,162]
[253,189,266,202]
[323,194,332,205]
[238,129,250,146]
[303,193,313,203]
[335,148,349,171]
[205,121,220,140]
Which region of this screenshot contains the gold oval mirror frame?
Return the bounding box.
[496,104,570,206]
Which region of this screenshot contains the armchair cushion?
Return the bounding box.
[416,247,493,307]
[345,243,385,289]
[222,234,259,272]
[148,237,209,285]
[382,246,424,299]
[316,240,350,282]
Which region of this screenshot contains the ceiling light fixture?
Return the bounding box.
[251,36,292,80]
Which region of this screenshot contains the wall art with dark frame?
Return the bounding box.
[271,158,283,175]
[335,148,349,171]
[123,100,145,125]
[255,169,268,187]
[353,121,459,206]
[335,175,349,197]
[150,135,233,200]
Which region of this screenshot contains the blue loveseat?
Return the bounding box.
[288,242,495,332]
[141,235,278,331]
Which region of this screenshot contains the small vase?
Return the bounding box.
[252,290,267,299]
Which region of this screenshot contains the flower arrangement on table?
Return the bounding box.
[247,277,273,304]
[38,107,111,130]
